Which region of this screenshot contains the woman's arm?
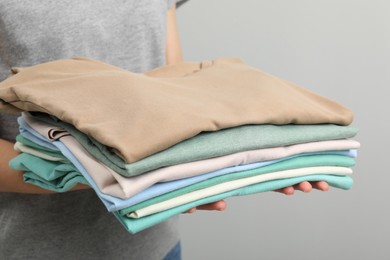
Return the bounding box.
[0,138,89,193]
[166,5,183,65]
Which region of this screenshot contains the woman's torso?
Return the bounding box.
[0,1,179,259]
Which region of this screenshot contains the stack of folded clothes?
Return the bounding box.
[0,57,359,234]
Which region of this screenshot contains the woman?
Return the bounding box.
[0,1,328,259]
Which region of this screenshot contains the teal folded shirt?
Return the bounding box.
[31,112,358,177]
[113,174,353,234]
[23,172,88,192]
[119,154,355,215]
[9,153,88,192]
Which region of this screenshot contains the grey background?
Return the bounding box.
[176,1,389,259]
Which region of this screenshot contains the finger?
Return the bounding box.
[182,207,197,214]
[274,186,295,195]
[196,200,227,211]
[293,181,312,193]
[311,181,329,191]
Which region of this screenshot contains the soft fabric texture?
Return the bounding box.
[13,117,357,213]
[28,112,358,176]
[13,128,357,198]
[113,174,354,234]
[62,137,357,200]
[0,57,354,164]
[119,154,355,215]
[21,112,360,198]
[128,166,353,218]
[16,122,358,212]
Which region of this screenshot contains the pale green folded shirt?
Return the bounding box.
[14,141,68,162]
[114,174,353,234]
[118,154,355,216]
[0,57,353,165]
[16,134,62,155]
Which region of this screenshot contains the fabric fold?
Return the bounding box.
[18,113,357,201]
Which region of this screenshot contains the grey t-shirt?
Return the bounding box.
[0,1,186,259]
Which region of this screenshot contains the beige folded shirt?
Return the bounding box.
[0,57,354,163]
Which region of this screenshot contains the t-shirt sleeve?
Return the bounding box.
[168,0,189,9]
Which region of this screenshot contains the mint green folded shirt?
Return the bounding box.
[9,152,88,192]
[113,174,353,234]
[129,166,352,218]
[23,171,88,192]
[119,154,355,215]
[16,134,65,158]
[31,112,358,177]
